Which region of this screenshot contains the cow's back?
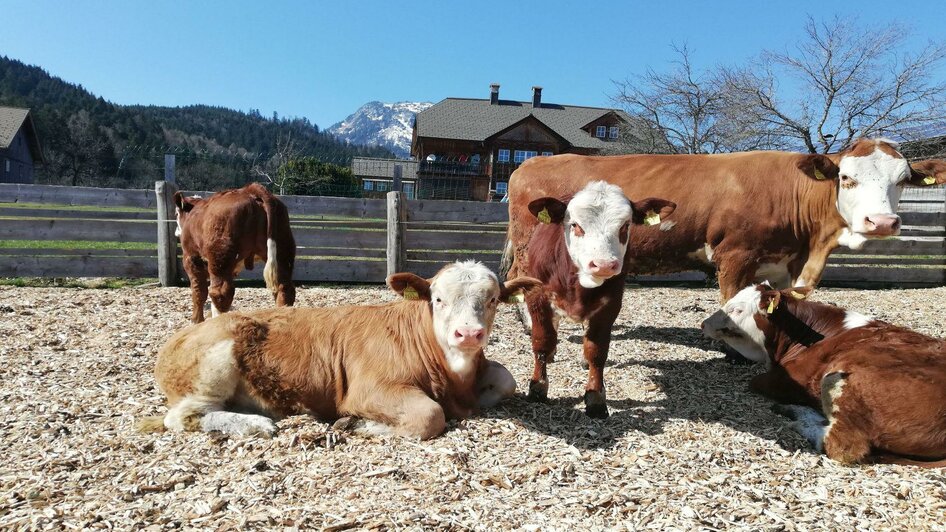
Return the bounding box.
[182,191,269,263]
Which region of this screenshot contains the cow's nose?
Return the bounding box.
[864,214,901,235]
[588,259,620,276]
[454,327,485,343]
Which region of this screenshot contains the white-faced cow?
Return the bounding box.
[703,284,946,467]
[517,181,675,418]
[174,183,295,323]
[503,139,946,303]
[138,262,542,440]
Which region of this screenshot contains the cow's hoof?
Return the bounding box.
[527,380,549,402]
[722,346,753,365]
[583,391,609,419]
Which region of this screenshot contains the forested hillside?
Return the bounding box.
[0,56,392,189]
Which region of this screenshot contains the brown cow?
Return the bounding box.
[519,181,675,418]
[174,183,295,323]
[138,261,542,440]
[503,139,946,303]
[703,284,946,467]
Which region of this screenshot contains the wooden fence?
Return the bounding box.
[0,182,944,287]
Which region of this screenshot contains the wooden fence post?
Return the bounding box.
[164,154,176,184]
[156,180,180,287]
[387,191,406,276]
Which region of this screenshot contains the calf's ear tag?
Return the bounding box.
[923,176,936,185]
[644,210,661,226]
[766,299,776,314]
[790,290,807,300]
[505,292,525,304]
[403,286,419,300]
[814,168,827,180]
[537,208,552,224]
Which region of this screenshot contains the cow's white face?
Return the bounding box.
[701,285,769,363]
[562,182,634,288]
[174,207,184,238]
[835,142,909,238]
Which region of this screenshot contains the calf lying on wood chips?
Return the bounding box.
[510,180,675,418]
[702,284,946,467]
[139,261,541,439]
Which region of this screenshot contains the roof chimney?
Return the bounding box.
[490,83,500,105]
[532,86,542,108]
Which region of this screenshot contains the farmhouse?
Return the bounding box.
[351,157,419,199]
[411,84,630,201]
[0,106,43,184]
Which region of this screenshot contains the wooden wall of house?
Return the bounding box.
[0,129,36,184]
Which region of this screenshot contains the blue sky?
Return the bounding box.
[2,1,945,128]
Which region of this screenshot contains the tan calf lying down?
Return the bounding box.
[141,262,541,439]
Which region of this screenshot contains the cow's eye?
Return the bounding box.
[435,297,442,304]
[571,223,585,237]
[840,175,857,189]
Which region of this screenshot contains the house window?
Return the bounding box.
[595,126,606,138]
[497,149,510,163]
[4,159,9,173]
[495,181,508,196]
[364,181,374,191]
[514,150,537,164]
[541,151,553,156]
[377,181,390,192]
[609,126,619,139]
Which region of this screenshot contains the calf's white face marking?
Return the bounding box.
[562,182,634,289]
[701,285,769,363]
[429,262,503,377]
[842,310,872,330]
[836,143,909,237]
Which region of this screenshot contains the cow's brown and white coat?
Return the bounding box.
[703,284,946,467]
[518,181,675,417]
[142,262,541,440]
[174,183,296,323]
[504,139,946,303]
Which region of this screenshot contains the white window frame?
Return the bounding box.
[497,149,510,163]
[495,181,508,195]
[595,126,606,138]
[363,180,374,191]
[541,151,553,156]
[514,150,527,164]
[377,181,389,192]
[609,126,619,139]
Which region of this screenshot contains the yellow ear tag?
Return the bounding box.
[813,168,827,180]
[923,176,936,185]
[505,292,525,304]
[766,300,776,314]
[790,290,806,300]
[403,286,419,300]
[537,208,552,224]
[644,210,661,226]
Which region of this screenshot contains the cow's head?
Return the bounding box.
[799,139,946,244]
[172,192,204,238]
[387,261,541,368]
[527,181,676,289]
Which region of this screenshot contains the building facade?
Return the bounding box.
[0,107,43,184]
[411,85,629,201]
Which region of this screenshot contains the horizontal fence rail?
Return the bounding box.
[1,182,944,288]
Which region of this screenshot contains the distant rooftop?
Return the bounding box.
[0,106,43,162]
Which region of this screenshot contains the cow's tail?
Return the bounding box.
[259,189,296,305]
[499,238,514,283]
[136,415,167,433]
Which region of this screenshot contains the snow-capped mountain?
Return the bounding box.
[327,101,432,159]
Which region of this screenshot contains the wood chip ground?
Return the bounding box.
[2,284,946,530]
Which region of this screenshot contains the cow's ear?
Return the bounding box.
[499,276,543,304]
[174,192,196,212]
[798,154,840,181]
[759,289,782,315]
[386,272,432,301]
[907,159,946,186]
[631,197,676,226]
[527,197,567,224]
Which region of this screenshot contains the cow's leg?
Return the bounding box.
[525,288,557,402]
[274,238,296,307]
[582,304,620,419]
[208,271,236,318]
[819,372,870,464]
[183,256,209,323]
[793,243,833,288]
[715,251,761,302]
[477,360,517,409]
[345,387,447,440]
[749,366,817,407]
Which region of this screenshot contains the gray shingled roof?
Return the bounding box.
[351,157,418,179]
[414,98,630,149]
[0,106,43,162]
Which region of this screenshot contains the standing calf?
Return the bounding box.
[703,284,946,467]
[140,262,541,440]
[175,182,296,323]
[511,181,675,418]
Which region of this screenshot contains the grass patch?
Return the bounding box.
[0,277,157,288]
[0,240,156,250]
[1,202,154,213]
